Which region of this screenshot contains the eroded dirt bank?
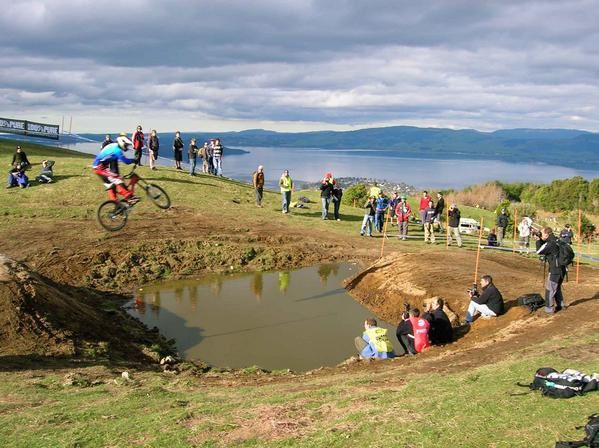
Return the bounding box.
[1,210,598,373]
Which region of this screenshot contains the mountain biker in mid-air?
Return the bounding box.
[93,135,140,204]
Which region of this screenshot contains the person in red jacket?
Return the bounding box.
[132,125,145,165]
[419,191,431,228]
[395,195,412,240]
[408,308,431,353]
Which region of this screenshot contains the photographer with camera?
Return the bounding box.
[355,318,395,359]
[464,275,505,324]
[396,305,431,355]
[535,226,568,314]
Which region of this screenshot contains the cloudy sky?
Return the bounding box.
[2,0,599,133]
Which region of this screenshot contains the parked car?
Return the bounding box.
[459,218,481,234]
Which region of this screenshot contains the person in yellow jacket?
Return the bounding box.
[279,169,293,214]
[354,318,395,359]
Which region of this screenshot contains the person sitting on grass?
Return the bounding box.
[423,298,453,345]
[396,308,431,355]
[35,160,55,183]
[355,318,395,359]
[7,164,29,188]
[487,228,498,247]
[10,145,31,171]
[464,275,505,324]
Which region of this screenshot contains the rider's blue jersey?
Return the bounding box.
[93,143,135,168]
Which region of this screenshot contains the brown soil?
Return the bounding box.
[0,209,597,374]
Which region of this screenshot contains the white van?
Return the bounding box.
[459,218,481,234]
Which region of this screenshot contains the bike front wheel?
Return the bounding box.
[97,200,129,231]
[145,184,171,209]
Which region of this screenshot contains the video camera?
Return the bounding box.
[467,283,479,297]
[402,302,410,319]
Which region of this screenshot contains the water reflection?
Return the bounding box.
[127,263,395,371]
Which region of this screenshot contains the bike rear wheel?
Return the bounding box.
[145,184,171,209]
[97,200,129,231]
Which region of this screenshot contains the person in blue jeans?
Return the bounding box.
[188,138,199,175]
[374,192,389,232]
[320,172,334,220]
[354,318,395,359]
[360,197,376,236]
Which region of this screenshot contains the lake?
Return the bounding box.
[48,140,599,189]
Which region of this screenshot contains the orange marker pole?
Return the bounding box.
[576,208,582,284]
[380,208,391,259]
[512,209,518,254]
[445,207,450,250]
[474,216,484,284]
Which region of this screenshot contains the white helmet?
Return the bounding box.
[117,136,133,151]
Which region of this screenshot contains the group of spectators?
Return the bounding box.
[102,127,224,176]
[6,145,55,189]
[355,296,456,359]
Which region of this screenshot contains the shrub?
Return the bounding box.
[445,182,505,211]
[342,183,368,207]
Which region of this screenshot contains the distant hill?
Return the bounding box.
[79,126,598,170]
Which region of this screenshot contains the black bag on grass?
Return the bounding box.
[517,293,545,312]
[518,367,597,399]
[555,414,599,448]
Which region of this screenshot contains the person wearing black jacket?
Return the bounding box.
[464,275,504,324]
[396,312,415,355]
[320,173,334,220]
[536,227,567,313]
[172,131,184,170]
[496,208,509,246]
[447,204,463,247]
[360,197,376,236]
[332,184,343,221]
[434,192,445,232]
[423,298,453,344]
[10,146,31,170]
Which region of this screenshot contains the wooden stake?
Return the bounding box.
[576,208,582,284]
[474,217,484,284]
[380,208,391,259]
[445,206,450,250]
[512,209,518,254]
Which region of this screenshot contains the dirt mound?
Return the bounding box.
[0,254,167,364]
[346,249,599,343]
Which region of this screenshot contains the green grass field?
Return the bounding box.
[1,138,598,447]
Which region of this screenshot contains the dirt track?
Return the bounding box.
[0,210,598,372]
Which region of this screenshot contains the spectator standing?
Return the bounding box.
[173,131,184,170]
[132,125,145,165]
[419,191,432,227]
[252,165,265,207]
[536,227,567,313]
[360,197,376,237]
[374,192,389,232]
[332,183,343,221]
[423,298,453,345]
[559,224,574,245]
[496,208,509,246]
[320,172,335,220]
[517,216,534,251]
[279,169,293,214]
[10,145,31,170]
[434,192,445,232]
[395,195,411,240]
[204,142,214,174]
[200,142,210,174]
[464,275,505,324]
[188,138,199,175]
[388,192,399,226]
[101,134,113,149]
[212,138,224,176]
[368,182,382,199]
[148,129,159,170]
[447,204,463,247]
[355,318,395,359]
[423,200,436,243]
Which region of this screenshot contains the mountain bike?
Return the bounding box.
[97,165,171,231]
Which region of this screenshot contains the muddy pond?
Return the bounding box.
[127,263,396,371]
